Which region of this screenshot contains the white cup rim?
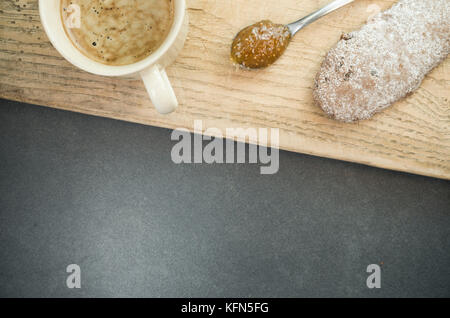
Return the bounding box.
[39,0,186,77]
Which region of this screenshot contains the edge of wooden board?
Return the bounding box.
[2,94,448,181]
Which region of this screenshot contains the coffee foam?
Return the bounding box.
[61,0,174,66]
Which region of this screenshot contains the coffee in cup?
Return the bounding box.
[61,0,174,66]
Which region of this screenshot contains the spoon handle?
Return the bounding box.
[287,0,354,35]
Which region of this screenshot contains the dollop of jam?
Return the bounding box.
[231,20,291,69]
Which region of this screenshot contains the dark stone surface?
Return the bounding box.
[0,98,449,298]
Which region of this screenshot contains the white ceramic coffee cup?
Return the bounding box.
[39,0,188,114]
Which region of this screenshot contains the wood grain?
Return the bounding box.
[1,0,449,179]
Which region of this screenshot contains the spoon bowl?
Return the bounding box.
[231,0,355,69]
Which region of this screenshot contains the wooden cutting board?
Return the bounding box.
[1,0,449,179]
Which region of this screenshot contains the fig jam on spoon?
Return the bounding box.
[231,0,354,69]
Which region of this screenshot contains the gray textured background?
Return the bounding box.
[0,98,449,298]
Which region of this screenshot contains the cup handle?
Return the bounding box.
[140,65,178,114]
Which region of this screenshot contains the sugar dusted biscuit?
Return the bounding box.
[313,0,450,122]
